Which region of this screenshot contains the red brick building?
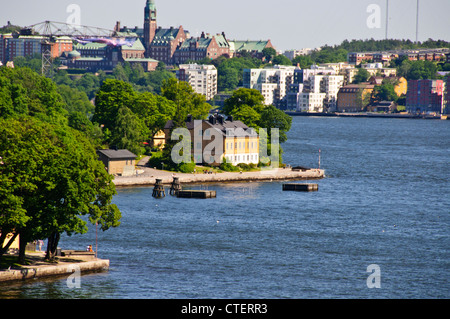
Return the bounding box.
[406,79,444,114]
[173,32,230,64]
[142,0,187,64]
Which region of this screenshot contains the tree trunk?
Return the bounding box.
[18,234,27,264]
[45,232,60,261]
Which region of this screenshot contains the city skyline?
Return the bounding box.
[1,0,450,51]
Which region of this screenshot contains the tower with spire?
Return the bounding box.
[144,0,157,56]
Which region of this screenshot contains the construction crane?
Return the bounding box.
[21,21,124,77]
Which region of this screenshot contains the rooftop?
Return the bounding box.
[97,149,137,159]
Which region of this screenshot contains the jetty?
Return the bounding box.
[114,165,325,187]
[177,190,217,199]
[0,251,109,283]
[282,183,319,192]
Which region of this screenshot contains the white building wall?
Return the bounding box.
[297,92,326,112]
[178,64,218,100]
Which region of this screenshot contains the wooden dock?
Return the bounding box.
[177,190,217,198]
[282,183,319,192]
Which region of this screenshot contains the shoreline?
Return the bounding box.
[113,167,325,187]
[285,111,448,120]
[0,252,109,284]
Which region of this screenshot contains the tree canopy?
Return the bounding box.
[93,79,178,155]
[0,66,121,264]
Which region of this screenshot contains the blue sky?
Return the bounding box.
[2,0,450,51]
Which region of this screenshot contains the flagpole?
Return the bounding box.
[318,149,321,170]
[95,221,98,258]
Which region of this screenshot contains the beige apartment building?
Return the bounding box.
[177,64,218,101]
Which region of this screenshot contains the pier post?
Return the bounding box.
[169,176,181,196]
[152,178,166,198]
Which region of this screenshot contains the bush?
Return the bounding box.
[220,159,239,172]
[176,161,196,173]
[148,151,163,169]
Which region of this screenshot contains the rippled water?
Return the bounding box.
[1,116,449,299]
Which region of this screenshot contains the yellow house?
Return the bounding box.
[164,114,259,166]
[152,130,166,148]
[394,77,407,96]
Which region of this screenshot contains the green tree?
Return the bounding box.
[353,68,371,84]
[58,84,95,118]
[224,88,264,112]
[216,57,262,92]
[223,89,292,166]
[258,104,292,143]
[161,78,211,123]
[0,116,121,263]
[223,88,265,124]
[262,47,277,62]
[132,91,176,140]
[0,66,67,124]
[92,79,136,131]
[109,106,146,155]
[272,54,293,66]
[372,81,398,102]
[292,55,313,69]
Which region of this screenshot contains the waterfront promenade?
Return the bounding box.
[0,251,109,283]
[113,157,325,187]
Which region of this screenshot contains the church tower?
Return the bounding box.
[144,0,157,56]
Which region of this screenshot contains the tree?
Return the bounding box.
[109,106,146,155]
[292,55,313,69]
[272,54,293,66]
[223,88,265,119]
[12,53,42,74]
[372,81,398,103]
[258,104,292,143]
[0,116,121,263]
[93,79,136,132]
[131,91,176,140]
[161,78,211,123]
[216,57,262,92]
[0,66,68,126]
[223,88,265,129]
[58,84,95,118]
[262,47,277,62]
[353,68,371,84]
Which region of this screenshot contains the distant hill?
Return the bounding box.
[306,38,450,65]
[0,22,22,34]
[334,38,450,52]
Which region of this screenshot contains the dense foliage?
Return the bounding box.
[0,67,121,264]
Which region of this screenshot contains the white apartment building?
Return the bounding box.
[298,73,344,112]
[243,65,300,107]
[298,92,326,112]
[176,64,218,100]
[283,48,313,60]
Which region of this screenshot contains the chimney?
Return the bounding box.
[227,115,233,122]
[186,114,192,122]
[209,114,217,125]
[218,115,224,124]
